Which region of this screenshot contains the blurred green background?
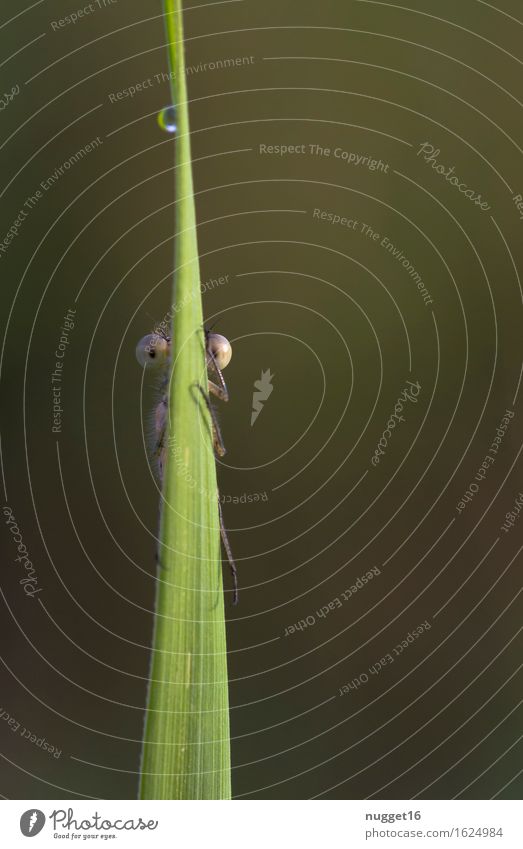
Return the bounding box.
[0,0,521,799]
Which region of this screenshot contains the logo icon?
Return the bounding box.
[20,810,46,837]
[251,369,274,425]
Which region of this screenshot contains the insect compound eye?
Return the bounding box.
[135,334,170,368]
[206,333,232,370]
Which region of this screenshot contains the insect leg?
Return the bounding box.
[218,496,238,605]
[154,396,168,480]
[153,395,168,572]
[208,378,228,404]
[197,383,226,457]
[206,349,229,402]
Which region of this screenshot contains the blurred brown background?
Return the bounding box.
[0,0,521,799]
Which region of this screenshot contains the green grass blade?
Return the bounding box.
[139,0,231,800]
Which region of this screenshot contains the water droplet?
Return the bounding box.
[157,105,177,133]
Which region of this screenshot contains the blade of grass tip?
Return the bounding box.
[139,0,232,800]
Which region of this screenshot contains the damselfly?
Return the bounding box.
[136,328,238,604]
